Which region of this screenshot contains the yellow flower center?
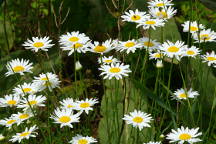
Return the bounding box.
[190,26,198,31]
[13,66,25,72]
[104,60,113,63]
[167,46,179,53]
[23,88,32,93]
[20,132,30,137]
[41,77,48,81]
[144,41,154,47]
[7,119,16,125]
[109,67,121,73]
[131,15,141,21]
[29,100,37,105]
[72,43,83,49]
[125,42,135,48]
[33,42,44,48]
[80,102,90,108]
[59,116,71,123]
[207,57,216,61]
[179,133,192,140]
[19,114,29,119]
[133,116,143,123]
[179,93,187,98]
[67,104,74,108]
[69,37,79,42]
[156,11,167,18]
[156,3,164,7]
[78,139,88,144]
[94,45,107,53]
[145,21,156,25]
[187,50,195,55]
[7,100,17,105]
[154,53,163,58]
[200,34,210,40]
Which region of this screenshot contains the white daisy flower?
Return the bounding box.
[183,46,200,58]
[33,72,60,91]
[60,98,78,110]
[182,21,205,33]
[75,61,83,71]
[98,56,120,65]
[117,39,143,54]
[76,98,98,114]
[201,51,216,67]
[9,125,38,143]
[121,9,150,23]
[148,0,173,8]
[172,88,199,100]
[0,117,17,128]
[159,40,186,60]
[143,141,161,144]
[149,51,164,60]
[193,29,216,43]
[88,39,115,54]
[123,110,153,131]
[138,37,161,51]
[137,18,165,30]
[12,112,33,125]
[13,82,38,96]
[0,94,21,107]
[50,108,80,128]
[149,6,177,19]
[156,60,163,68]
[166,126,202,144]
[60,42,90,56]
[0,134,5,141]
[59,31,90,46]
[99,63,131,80]
[23,36,54,52]
[17,95,46,110]
[69,134,97,144]
[5,58,33,76]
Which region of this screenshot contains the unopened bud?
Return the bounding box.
[156,60,163,68]
[75,61,82,71]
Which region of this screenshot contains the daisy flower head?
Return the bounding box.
[5,58,33,76]
[12,112,33,125]
[76,98,98,114]
[137,18,165,30]
[0,94,21,107]
[69,134,97,144]
[88,39,115,54]
[201,51,216,67]
[193,29,216,43]
[13,82,38,96]
[143,141,161,144]
[149,6,177,19]
[121,9,150,23]
[122,109,153,131]
[0,116,17,128]
[172,88,199,100]
[183,46,200,58]
[117,39,143,54]
[166,126,202,144]
[33,72,60,91]
[98,56,120,65]
[50,108,80,128]
[60,98,78,110]
[59,31,90,46]
[147,0,173,8]
[182,21,205,33]
[138,37,161,51]
[160,40,186,60]
[17,95,46,110]
[99,63,131,80]
[23,36,54,52]
[9,125,38,143]
[149,51,164,60]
